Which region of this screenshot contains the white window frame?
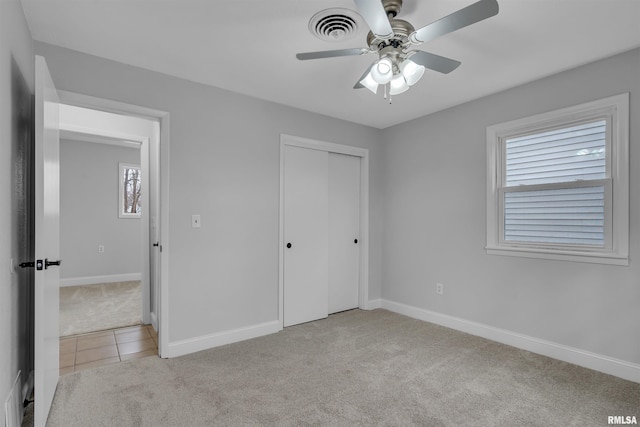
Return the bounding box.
[486,93,629,265]
[119,162,142,219]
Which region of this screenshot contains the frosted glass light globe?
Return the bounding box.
[400,58,425,86]
[359,71,379,94]
[389,73,409,95]
[370,57,393,84]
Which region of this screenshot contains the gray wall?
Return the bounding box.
[381,48,640,364]
[60,139,141,280]
[0,0,34,413]
[3,1,636,413]
[31,39,639,368]
[35,42,385,343]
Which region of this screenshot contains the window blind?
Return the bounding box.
[504,186,605,245]
[503,119,607,247]
[505,120,606,186]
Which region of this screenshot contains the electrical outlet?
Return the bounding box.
[436,283,444,295]
[98,245,105,253]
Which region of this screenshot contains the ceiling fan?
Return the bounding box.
[296,0,499,101]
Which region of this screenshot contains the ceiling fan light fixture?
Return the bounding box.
[400,56,425,86]
[376,58,391,74]
[389,73,410,95]
[359,72,379,94]
[298,0,500,102]
[370,57,393,84]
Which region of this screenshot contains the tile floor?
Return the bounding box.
[60,324,158,375]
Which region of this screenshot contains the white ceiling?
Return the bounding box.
[21,0,640,129]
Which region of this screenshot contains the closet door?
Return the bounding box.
[283,145,329,327]
[328,153,360,314]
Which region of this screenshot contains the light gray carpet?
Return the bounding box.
[46,309,639,426]
[59,281,142,336]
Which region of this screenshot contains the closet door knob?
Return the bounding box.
[354,239,358,244]
[286,243,292,249]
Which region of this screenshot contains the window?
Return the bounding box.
[119,163,142,218]
[486,94,629,265]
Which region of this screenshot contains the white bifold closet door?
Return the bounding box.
[283,145,360,327]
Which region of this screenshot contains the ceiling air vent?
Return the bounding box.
[309,8,362,42]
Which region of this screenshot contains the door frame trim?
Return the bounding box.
[57,90,170,358]
[279,134,370,329]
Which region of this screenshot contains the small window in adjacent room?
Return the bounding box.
[486,94,629,265]
[119,163,142,218]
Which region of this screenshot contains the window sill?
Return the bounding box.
[485,245,629,266]
[118,214,141,219]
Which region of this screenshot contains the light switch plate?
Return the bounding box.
[191,215,201,228]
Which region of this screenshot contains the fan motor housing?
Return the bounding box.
[367,18,415,51]
[382,0,403,17]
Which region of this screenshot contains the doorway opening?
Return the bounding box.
[58,133,144,337]
[55,92,170,359]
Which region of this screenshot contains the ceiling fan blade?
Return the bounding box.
[354,64,374,89]
[408,51,461,74]
[296,48,370,61]
[409,0,499,44]
[354,0,394,39]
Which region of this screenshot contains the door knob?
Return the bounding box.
[354,239,358,244]
[44,259,62,269]
[286,243,292,249]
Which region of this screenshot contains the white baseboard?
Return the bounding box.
[150,312,158,331]
[165,320,281,358]
[365,299,382,310]
[59,273,142,287]
[381,299,640,383]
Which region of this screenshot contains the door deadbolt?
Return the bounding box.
[20,260,44,270]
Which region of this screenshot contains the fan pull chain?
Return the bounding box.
[382,83,392,104]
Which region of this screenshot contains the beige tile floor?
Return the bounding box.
[60,324,158,375]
